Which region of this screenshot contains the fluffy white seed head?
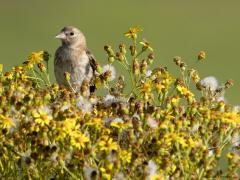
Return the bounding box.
[200,76,218,91]
[102,64,116,81]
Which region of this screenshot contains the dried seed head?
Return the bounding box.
[198,51,206,61]
[43,51,50,62]
[176,78,184,85]
[148,53,155,60]
[180,62,186,71]
[225,79,234,89]
[196,82,204,91]
[173,56,182,66]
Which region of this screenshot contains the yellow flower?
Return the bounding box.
[70,131,89,149]
[140,41,154,52]
[98,136,118,152]
[176,85,195,102]
[192,73,200,83]
[150,175,165,180]
[119,149,132,163]
[124,27,142,39]
[164,133,188,147]
[13,66,24,73]
[23,60,34,69]
[62,118,79,133]
[28,51,44,64]
[32,108,52,127]
[64,72,71,81]
[155,82,165,94]
[141,81,152,94]
[176,85,187,95]
[0,114,15,129]
[86,118,104,127]
[100,167,111,180]
[226,152,234,160]
[171,96,180,106]
[56,118,79,141]
[110,121,131,130]
[187,138,197,148]
[4,71,13,80]
[221,112,240,125]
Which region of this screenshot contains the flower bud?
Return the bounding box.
[116,52,124,62]
[95,63,102,73]
[140,41,153,52]
[51,83,59,92]
[196,82,204,91]
[108,56,115,63]
[104,45,114,56]
[174,78,184,86]
[140,59,148,74]
[0,64,3,74]
[225,79,234,89]
[119,43,126,54]
[120,103,129,115]
[132,59,140,75]
[81,80,89,96]
[64,72,71,81]
[37,63,46,72]
[147,53,154,65]
[191,71,200,83]
[215,147,221,158]
[180,62,186,71]
[135,101,144,113]
[143,94,149,101]
[94,76,102,88]
[43,51,50,62]
[129,45,136,56]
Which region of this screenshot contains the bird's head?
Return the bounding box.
[55,26,86,48]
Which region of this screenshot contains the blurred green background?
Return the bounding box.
[0,0,239,104]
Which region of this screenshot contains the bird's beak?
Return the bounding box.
[55,32,66,39]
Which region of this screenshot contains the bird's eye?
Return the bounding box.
[70,32,74,36]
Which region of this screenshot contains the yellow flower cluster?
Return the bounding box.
[0,28,239,179]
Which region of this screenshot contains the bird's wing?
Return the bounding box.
[86,49,100,93]
[86,49,99,75]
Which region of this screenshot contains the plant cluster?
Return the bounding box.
[0,28,239,179]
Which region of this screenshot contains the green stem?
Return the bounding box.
[31,69,40,88]
[66,80,76,93]
[44,71,51,86]
[26,76,45,82]
[62,165,79,180]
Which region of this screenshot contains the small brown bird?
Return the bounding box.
[54,26,97,93]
